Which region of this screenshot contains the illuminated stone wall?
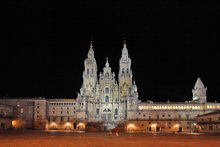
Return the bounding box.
[197,111,220,133]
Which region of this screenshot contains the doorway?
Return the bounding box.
[73,122,77,129]
[156,127,160,132]
[178,127,182,132]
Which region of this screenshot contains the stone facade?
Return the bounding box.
[0,41,220,132]
[74,41,138,130]
[0,104,14,129]
[196,111,220,133]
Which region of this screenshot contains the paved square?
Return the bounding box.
[0,131,220,147]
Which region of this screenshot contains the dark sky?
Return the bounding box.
[1,0,220,102]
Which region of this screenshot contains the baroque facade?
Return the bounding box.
[1,40,220,132]
[75,41,139,129]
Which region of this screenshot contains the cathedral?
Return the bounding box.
[76,40,138,128]
[1,40,220,132]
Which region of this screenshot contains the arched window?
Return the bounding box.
[127,68,129,73]
[114,108,118,115]
[122,68,124,73]
[92,68,93,74]
[105,96,109,102]
[105,87,109,93]
[96,109,99,115]
[87,69,89,74]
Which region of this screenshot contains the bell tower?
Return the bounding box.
[82,40,98,97]
[118,40,133,97]
[192,77,207,103]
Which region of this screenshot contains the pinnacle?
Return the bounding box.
[105,57,109,67]
[194,77,205,89]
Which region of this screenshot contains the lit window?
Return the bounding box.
[20,108,23,114]
[17,102,20,107]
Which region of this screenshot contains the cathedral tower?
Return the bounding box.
[192,78,207,103]
[81,40,98,97]
[118,40,133,97]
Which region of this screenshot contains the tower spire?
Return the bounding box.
[194,77,205,89]
[123,39,126,48]
[192,77,207,103]
[90,38,93,49]
[105,57,109,67]
[87,39,94,58]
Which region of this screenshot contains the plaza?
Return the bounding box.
[0,130,220,147]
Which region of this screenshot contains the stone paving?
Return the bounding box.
[0,130,220,147]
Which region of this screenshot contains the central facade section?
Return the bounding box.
[76,40,139,126]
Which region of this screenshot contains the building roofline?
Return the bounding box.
[197,111,220,117]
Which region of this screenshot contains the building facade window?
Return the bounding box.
[105,88,109,93]
[61,117,63,122]
[20,108,23,113]
[105,96,109,102]
[186,114,189,120]
[96,109,99,115]
[114,108,118,115]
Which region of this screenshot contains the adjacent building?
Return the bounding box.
[1,40,220,132]
[196,111,220,133]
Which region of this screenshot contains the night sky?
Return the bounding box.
[1,0,220,102]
